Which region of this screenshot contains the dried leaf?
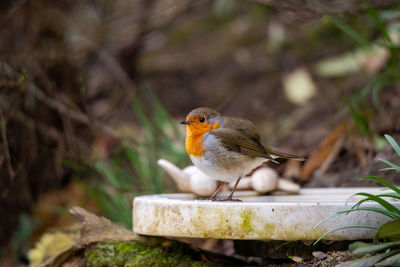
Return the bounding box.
[40,207,139,267]
[69,207,138,245]
[300,122,347,181]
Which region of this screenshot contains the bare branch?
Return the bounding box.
[0,0,27,27]
[0,111,15,180]
[0,97,60,140]
[0,61,120,139]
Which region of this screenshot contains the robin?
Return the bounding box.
[181,107,305,201]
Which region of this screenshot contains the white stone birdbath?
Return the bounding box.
[133,188,400,241]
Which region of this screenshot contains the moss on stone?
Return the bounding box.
[85,241,216,267]
[240,209,255,233]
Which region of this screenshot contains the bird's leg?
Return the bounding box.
[223,177,242,202]
[209,182,227,201]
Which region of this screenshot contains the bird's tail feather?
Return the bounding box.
[265,148,305,161]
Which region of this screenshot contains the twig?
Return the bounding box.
[0,98,61,141]
[0,111,15,180]
[0,61,120,139]
[98,50,137,93]
[0,0,27,27]
[28,60,79,152]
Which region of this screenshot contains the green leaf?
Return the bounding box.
[348,241,372,251]
[375,219,400,240]
[385,134,400,157]
[350,240,400,254]
[361,176,400,195]
[376,250,400,266]
[337,250,400,267]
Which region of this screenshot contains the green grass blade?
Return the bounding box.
[315,207,398,231]
[344,97,370,136]
[328,16,369,47]
[313,225,378,245]
[385,134,400,157]
[381,167,400,171]
[371,72,391,111]
[124,146,151,190]
[376,193,400,201]
[345,193,358,205]
[379,159,400,171]
[314,212,344,230]
[146,90,182,139]
[95,162,121,189]
[361,176,400,195]
[351,192,400,216]
[372,84,383,111]
[346,206,398,219]
[368,9,393,46]
[131,96,156,142]
[109,195,132,228]
[87,187,119,223]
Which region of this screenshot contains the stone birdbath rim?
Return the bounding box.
[133,187,400,241]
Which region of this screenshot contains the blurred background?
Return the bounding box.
[1,0,400,265]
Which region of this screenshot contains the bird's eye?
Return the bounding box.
[199,117,205,123]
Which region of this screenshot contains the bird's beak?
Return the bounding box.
[180,120,192,125]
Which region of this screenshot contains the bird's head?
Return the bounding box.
[181,107,220,136]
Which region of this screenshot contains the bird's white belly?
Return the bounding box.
[190,155,267,182]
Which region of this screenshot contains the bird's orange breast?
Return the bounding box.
[185,120,220,157]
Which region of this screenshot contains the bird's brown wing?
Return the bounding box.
[221,117,262,141]
[209,128,277,162]
[215,116,305,161]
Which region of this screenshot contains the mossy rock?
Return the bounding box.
[85,241,218,267]
[32,208,246,267]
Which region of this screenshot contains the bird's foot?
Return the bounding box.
[210,197,242,202]
[222,198,242,202]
